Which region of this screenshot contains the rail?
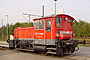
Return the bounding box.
[85,40,90,44]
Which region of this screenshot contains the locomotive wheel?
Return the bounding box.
[57,47,64,57]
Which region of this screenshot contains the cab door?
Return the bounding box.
[45,18,52,44]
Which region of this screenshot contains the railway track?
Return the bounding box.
[0,47,90,60]
[0,45,9,50]
[63,55,90,60]
[0,45,90,60]
[0,41,9,50]
[0,41,90,60]
[0,45,9,48]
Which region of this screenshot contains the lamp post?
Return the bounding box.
[1,19,3,38]
[42,5,44,17]
[5,15,8,40]
[54,0,58,15]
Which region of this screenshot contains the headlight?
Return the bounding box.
[59,34,64,40]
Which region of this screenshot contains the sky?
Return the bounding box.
[0,0,90,27]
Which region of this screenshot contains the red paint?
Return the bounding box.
[14,27,34,39]
[14,14,74,40]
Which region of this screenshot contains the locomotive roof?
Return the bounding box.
[33,14,75,21]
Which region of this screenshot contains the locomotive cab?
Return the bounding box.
[33,14,75,45]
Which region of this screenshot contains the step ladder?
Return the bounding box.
[46,47,57,55]
[17,48,34,52]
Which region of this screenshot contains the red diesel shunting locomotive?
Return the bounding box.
[8,14,85,56]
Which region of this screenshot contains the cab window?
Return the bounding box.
[39,20,44,29]
[47,20,51,31]
[68,19,72,29]
[56,17,62,28]
[34,20,39,30]
[34,20,44,30]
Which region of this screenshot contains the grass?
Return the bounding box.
[0,43,8,45]
[0,39,7,41]
[78,44,90,47]
[74,39,90,41]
